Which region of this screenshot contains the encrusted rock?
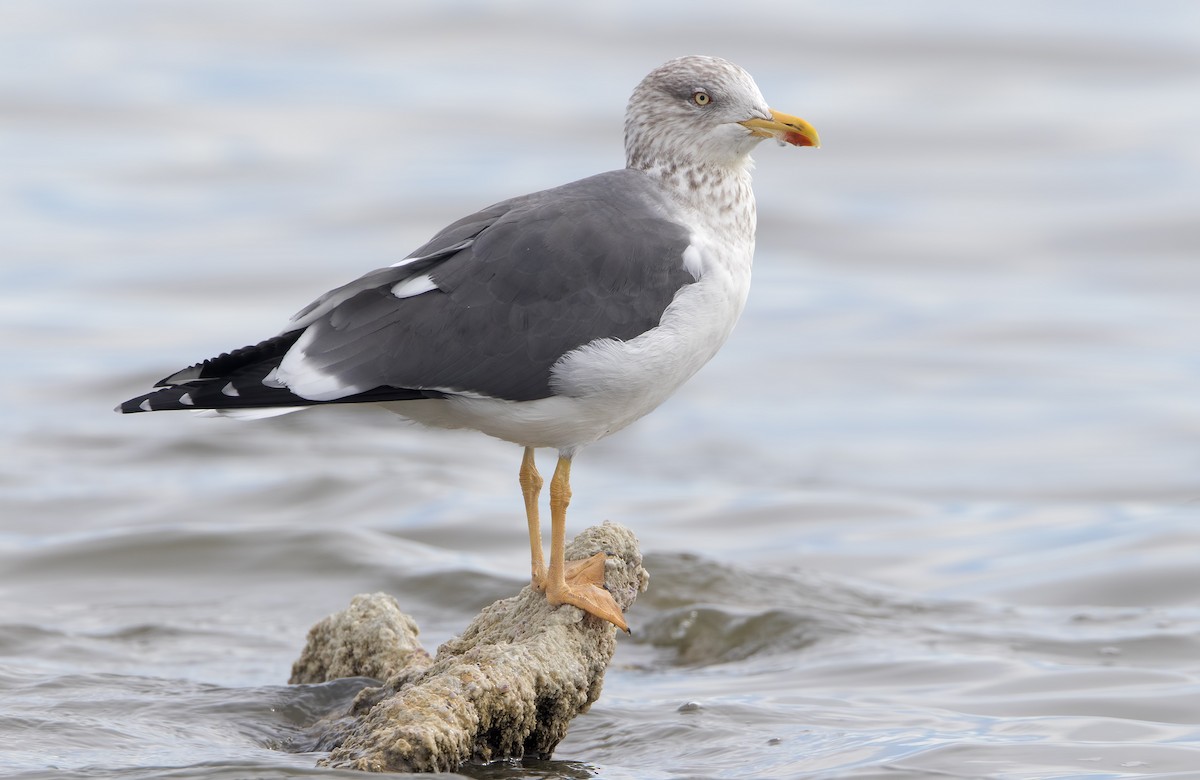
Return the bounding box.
[290,592,432,685]
[291,522,647,772]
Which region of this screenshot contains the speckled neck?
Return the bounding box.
[632,157,758,249]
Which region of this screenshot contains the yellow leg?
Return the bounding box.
[545,455,629,633]
[519,447,546,590]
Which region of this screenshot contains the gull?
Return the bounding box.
[119,55,819,632]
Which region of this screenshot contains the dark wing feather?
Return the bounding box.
[284,169,696,402]
[154,333,301,386]
[118,169,694,413]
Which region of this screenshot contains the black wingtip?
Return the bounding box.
[155,334,304,387]
[117,395,151,414]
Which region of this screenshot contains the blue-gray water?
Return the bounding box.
[3,2,1200,778]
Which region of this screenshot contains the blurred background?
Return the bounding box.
[2,1,1199,778]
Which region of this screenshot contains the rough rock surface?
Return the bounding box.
[291,522,648,773]
[290,592,433,685]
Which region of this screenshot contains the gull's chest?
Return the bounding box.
[549,220,753,403]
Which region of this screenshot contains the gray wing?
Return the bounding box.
[283,203,509,333]
[278,169,697,402]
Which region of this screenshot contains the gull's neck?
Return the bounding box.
[629,154,758,247]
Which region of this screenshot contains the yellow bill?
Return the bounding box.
[740,109,820,148]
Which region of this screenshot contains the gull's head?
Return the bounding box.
[624,55,819,173]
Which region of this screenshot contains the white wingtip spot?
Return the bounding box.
[178,392,195,406]
[221,382,240,397]
[391,273,438,299]
[139,399,152,412]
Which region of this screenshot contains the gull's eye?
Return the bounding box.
[692,90,712,107]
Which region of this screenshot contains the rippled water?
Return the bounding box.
[3,1,1200,778]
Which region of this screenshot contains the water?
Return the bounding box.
[3,1,1200,777]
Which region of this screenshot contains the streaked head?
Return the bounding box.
[624,55,819,172]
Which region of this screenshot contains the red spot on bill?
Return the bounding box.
[784,131,816,148]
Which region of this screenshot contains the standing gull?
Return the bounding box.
[118,56,819,632]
